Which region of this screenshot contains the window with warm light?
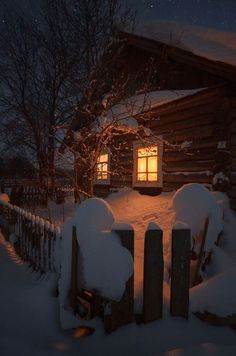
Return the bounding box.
[133,141,162,187]
[96,153,110,183]
[137,146,158,182]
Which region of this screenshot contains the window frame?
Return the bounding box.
[132,138,163,188]
[94,151,111,185]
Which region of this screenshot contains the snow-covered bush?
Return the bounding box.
[172,183,223,252]
[59,197,133,322]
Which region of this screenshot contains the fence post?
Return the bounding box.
[170,222,191,319]
[70,225,79,311]
[104,224,134,333]
[143,223,163,323]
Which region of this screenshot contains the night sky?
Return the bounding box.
[5,0,236,32]
[126,0,236,31]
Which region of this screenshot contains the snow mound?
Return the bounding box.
[59,198,133,328]
[0,193,9,204]
[190,267,236,317]
[70,197,114,232]
[131,21,236,67]
[172,184,223,251]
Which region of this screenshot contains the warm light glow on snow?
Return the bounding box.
[97,153,108,180]
[137,146,158,182]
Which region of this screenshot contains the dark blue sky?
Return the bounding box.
[7,0,236,32]
[127,0,236,31]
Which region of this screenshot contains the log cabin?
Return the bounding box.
[72,23,236,208]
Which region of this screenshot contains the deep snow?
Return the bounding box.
[1,230,236,356]
[2,186,236,355]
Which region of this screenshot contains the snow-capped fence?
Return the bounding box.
[69,223,192,333]
[1,179,74,207]
[0,201,60,273]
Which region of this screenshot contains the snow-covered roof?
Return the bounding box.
[127,21,236,67]
[102,88,206,122]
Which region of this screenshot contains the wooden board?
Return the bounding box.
[170,228,191,319]
[143,229,164,323]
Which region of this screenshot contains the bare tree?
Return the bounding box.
[0,0,135,195]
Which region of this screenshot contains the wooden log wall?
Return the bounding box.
[94,87,229,197]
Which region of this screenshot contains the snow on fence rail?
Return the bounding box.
[69,222,193,333]
[0,200,61,273]
[0,180,75,207]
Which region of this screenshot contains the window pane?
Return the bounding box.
[101,163,107,172]
[148,156,157,172]
[148,173,158,181]
[146,146,158,156]
[98,153,108,163]
[138,173,146,181]
[97,162,108,180]
[138,146,158,157]
[138,148,147,157]
[138,157,146,173]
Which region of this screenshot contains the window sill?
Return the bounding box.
[133,181,162,188]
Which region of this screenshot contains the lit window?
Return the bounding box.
[96,153,109,181]
[137,146,158,182]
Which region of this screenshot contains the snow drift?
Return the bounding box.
[190,267,236,317]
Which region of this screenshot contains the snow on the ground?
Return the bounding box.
[2,183,236,355]
[35,185,236,316]
[130,21,236,67]
[160,343,236,356]
[190,267,236,317]
[1,231,236,356]
[107,188,175,309]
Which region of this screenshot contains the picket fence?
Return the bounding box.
[0,200,209,334]
[0,201,60,273]
[0,179,74,207]
[69,224,201,333]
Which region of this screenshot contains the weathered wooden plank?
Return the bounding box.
[230,198,236,211]
[162,182,184,192]
[230,159,236,171]
[164,125,213,143]
[149,112,215,131]
[228,188,236,199]
[164,173,212,184]
[163,160,214,173]
[70,226,79,311]
[143,228,163,323]
[192,218,209,287]
[164,139,217,152]
[230,97,236,108]
[163,149,215,163]
[170,227,191,319]
[230,134,236,146]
